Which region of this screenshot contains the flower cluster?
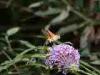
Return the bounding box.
[45,43,80,74]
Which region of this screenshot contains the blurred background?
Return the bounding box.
[0,0,100,75]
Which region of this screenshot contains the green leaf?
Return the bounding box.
[91,60,100,65]
[50,6,70,24]
[80,26,93,55]
[1,60,10,66]
[28,1,43,8]
[35,7,61,17]
[31,54,46,58]
[19,40,35,48]
[80,60,100,74]
[58,24,78,35]
[0,48,34,72]
[6,27,20,36]
[32,63,47,69]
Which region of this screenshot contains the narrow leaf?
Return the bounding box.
[19,40,35,48]
[35,7,61,17]
[29,1,43,8]
[58,24,78,35]
[50,6,70,25]
[6,27,20,36]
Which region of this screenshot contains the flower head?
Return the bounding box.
[45,43,80,74]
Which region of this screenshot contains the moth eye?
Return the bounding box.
[64,42,73,46]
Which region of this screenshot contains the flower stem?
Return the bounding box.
[80,60,100,74]
[80,64,98,75]
[78,69,92,75]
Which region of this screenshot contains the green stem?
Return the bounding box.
[5,35,13,52]
[2,51,20,75]
[78,69,92,75]
[80,60,100,74]
[80,64,98,75]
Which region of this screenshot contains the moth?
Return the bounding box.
[42,29,60,43]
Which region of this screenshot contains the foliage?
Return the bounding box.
[0,0,100,75]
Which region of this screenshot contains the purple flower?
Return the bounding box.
[45,43,80,74]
